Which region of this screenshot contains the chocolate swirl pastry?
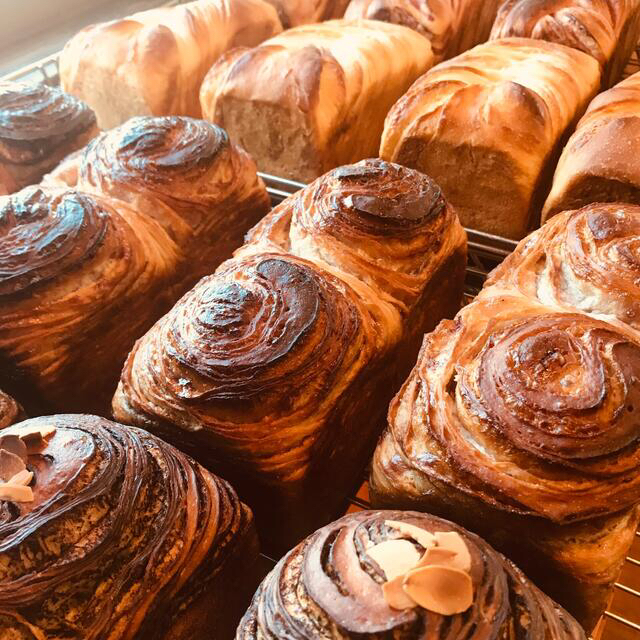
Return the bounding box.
[0,414,258,639]
[53,116,270,289]
[237,510,585,639]
[0,81,97,196]
[489,0,640,87]
[0,389,23,429]
[488,204,640,332]
[372,287,640,629]
[114,160,466,551]
[0,186,181,414]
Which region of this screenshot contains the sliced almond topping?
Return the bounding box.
[382,575,417,610]
[0,483,34,502]
[417,546,458,569]
[402,565,473,616]
[0,449,26,482]
[0,435,27,461]
[385,520,436,550]
[8,469,33,486]
[368,539,421,581]
[39,426,56,440]
[434,532,471,573]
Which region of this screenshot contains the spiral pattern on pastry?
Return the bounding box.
[0,389,23,428]
[377,293,640,523]
[487,203,640,334]
[78,116,270,243]
[0,186,178,412]
[237,510,584,639]
[0,414,256,639]
[0,81,95,151]
[114,253,376,462]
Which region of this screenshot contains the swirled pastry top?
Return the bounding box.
[0,81,96,164]
[490,0,638,66]
[384,290,640,523]
[241,158,466,312]
[237,510,585,639]
[542,72,640,219]
[381,38,600,171]
[0,390,23,429]
[200,19,434,158]
[75,116,269,242]
[0,414,252,639]
[488,203,640,335]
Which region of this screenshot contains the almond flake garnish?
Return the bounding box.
[0,449,26,482]
[0,483,33,502]
[434,532,471,573]
[385,520,437,549]
[0,435,27,461]
[382,575,417,610]
[17,425,56,454]
[368,539,421,581]
[8,469,33,486]
[403,565,473,616]
[417,546,457,568]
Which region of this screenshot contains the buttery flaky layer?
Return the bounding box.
[0,389,23,429]
[200,20,434,182]
[0,81,97,195]
[0,414,258,639]
[490,0,640,86]
[60,0,282,128]
[543,72,640,220]
[237,510,585,639]
[380,37,600,239]
[371,202,640,630]
[113,159,467,550]
[344,0,502,61]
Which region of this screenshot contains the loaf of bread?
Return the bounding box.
[490,0,640,87]
[344,0,502,60]
[263,0,349,27]
[0,389,23,428]
[543,71,640,221]
[370,202,640,631]
[0,414,258,639]
[0,117,269,415]
[60,0,282,129]
[113,159,467,550]
[238,510,585,639]
[0,81,97,195]
[380,38,601,238]
[200,20,435,182]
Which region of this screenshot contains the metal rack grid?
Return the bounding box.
[4,32,640,640]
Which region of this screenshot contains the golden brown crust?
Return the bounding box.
[263,0,349,27]
[0,81,97,195]
[237,510,585,639]
[371,202,640,630]
[380,37,601,239]
[200,20,434,182]
[344,0,502,60]
[0,390,24,429]
[490,0,640,86]
[60,0,283,129]
[113,159,466,551]
[543,72,640,220]
[0,414,258,639]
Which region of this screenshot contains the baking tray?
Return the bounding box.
[4,31,640,640]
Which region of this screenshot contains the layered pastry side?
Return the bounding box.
[237,510,585,639]
[0,414,258,639]
[0,81,97,195]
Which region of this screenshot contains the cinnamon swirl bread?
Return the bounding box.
[543,72,640,221]
[200,20,434,182]
[113,159,467,550]
[380,37,601,238]
[0,81,97,195]
[371,202,640,631]
[0,414,258,639]
[237,510,585,639]
[490,0,640,87]
[60,0,282,129]
[344,0,502,60]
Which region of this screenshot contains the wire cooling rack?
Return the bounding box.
[4,30,640,640]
